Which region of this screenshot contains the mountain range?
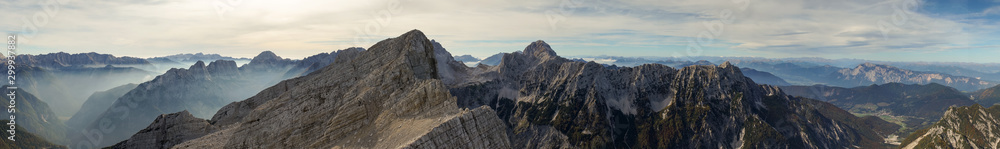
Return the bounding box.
[448,39,899,148]
[67,49,356,147]
[827,63,995,91]
[1,29,996,148]
[781,83,978,139]
[567,56,1000,92]
[110,30,510,149]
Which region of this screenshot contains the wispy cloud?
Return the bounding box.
[0,0,997,62]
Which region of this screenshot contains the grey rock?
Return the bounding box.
[108,111,219,149]
[403,106,511,149]
[450,40,896,148]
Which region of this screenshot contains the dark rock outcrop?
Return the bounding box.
[107,111,219,149]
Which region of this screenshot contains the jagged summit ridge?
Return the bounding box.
[366,29,440,80]
[451,40,895,148]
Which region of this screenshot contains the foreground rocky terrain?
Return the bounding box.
[900,104,1000,149]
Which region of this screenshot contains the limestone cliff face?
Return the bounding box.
[430,40,471,87]
[116,30,510,149]
[403,106,511,149]
[900,105,1000,149]
[450,41,897,148]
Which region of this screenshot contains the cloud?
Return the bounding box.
[0,0,996,62]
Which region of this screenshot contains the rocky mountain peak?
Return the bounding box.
[109,110,219,149]
[189,60,206,70]
[241,51,294,72]
[720,61,734,69]
[251,51,280,61]
[365,29,439,80]
[206,60,240,77]
[523,40,557,59]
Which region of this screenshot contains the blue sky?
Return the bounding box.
[1,0,998,63]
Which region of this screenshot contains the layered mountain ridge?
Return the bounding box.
[112,30,511,149]
[829,63,995,91]
[67,49,351,147]
[104,30,923,148]
[15,52,151,68]
[781,83,978,138]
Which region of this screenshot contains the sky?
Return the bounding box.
[1,0,999,63]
